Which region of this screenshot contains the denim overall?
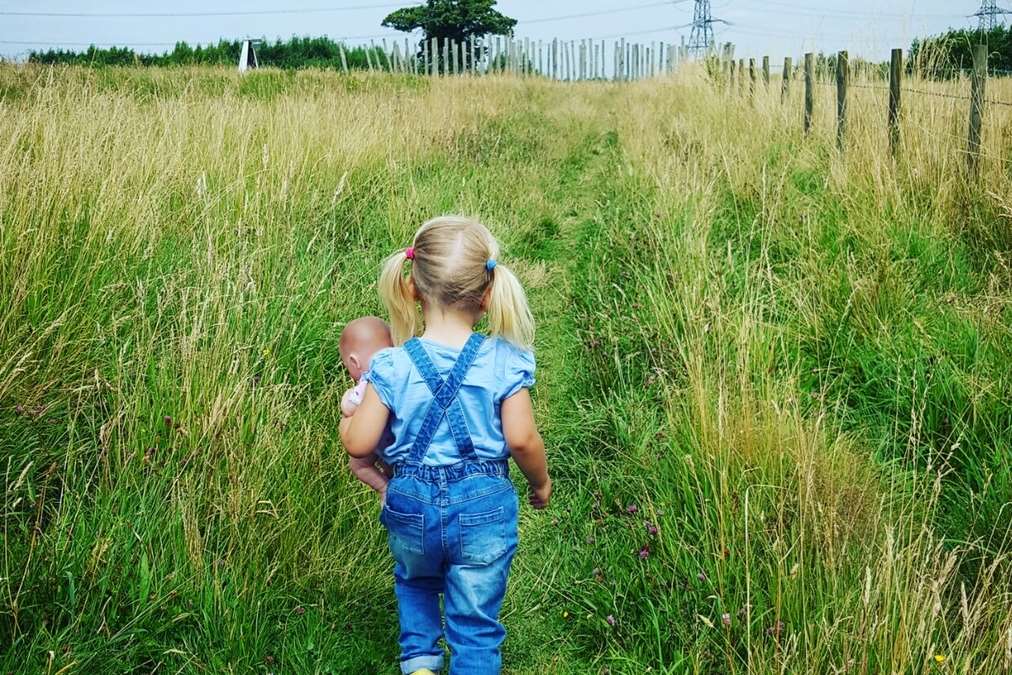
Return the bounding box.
[381,333,519,675]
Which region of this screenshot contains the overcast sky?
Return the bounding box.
[0,1,992,62]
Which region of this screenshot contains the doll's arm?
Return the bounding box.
[340,384,390,458]
[349,454,390,495]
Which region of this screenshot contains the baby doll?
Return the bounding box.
[339,316,393,497]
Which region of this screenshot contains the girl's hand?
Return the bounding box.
[528,477,552,510]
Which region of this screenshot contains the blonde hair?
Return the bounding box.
[379,216,535,349]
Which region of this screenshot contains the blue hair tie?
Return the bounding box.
[486,258,497,272]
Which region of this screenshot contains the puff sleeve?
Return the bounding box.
[363,348,395,410]
[501,346,536,401]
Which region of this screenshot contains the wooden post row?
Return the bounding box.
[889,49,902,156]
[968,44,987,173]
[781,57,792,102]
[804,52,814,134]
[836,50,848,149]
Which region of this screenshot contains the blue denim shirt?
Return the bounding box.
[364,335,535,466]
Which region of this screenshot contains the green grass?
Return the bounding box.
[2,65,1012,673]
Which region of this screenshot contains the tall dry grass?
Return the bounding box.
[1,63,1010,672]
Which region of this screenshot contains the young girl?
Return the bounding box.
[340,216,551,675]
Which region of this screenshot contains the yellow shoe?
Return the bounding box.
[410,671,437,675]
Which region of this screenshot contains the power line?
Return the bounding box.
[0,32,407,49]
[731,0,964,21]
[0,2,404,18]
[0,39,179,47]
[521,1,683,25]
[590,22,695,41]
[2,1,691,25]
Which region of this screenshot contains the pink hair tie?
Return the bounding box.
[405,247,415,260]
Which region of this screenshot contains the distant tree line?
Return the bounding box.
[25,25,1012,77]
[28,36,391,70]
[911,25,1012,76]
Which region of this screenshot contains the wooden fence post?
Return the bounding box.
[749,57,756,98]
[837,50,848,149]
[738,58,745,91]
[339,44,348,73]
[763,55,770,88]
[804,52,814,134]
[968,43,987,174]
[889,48,902,156]
[782,57,792,102]
[429,37,437,76]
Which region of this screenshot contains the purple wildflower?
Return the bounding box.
[606,615,616,627]
[638,545,650,559]
[645,521,659,536]
[626,504,638,514]
[697,571,708,583]
[721,613,731,627]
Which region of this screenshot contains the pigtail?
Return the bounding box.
[486,264,535,350]
[379,250,417,345]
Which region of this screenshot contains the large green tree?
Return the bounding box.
[382,0,516,62]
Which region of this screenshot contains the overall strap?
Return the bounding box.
[403,334,486,463]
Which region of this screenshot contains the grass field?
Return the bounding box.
[2,64,1012,673]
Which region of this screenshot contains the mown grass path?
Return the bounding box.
[501,124,626,673]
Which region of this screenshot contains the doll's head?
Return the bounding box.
[339,316,393,382]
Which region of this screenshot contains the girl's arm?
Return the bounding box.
[501,389,551,509]
[340,384,391,458]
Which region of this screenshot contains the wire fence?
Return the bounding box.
[716,47,1012,173]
